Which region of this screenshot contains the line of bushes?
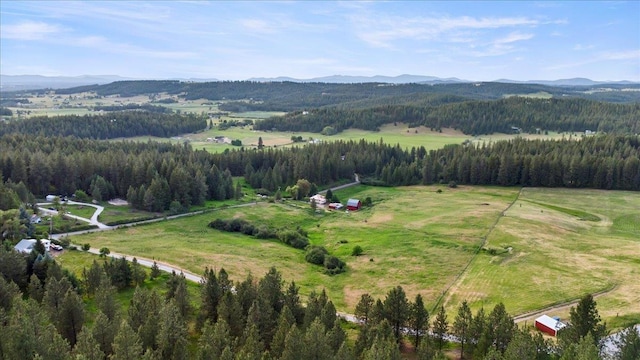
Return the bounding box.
[208,218,347,275]
[208,218,309,249]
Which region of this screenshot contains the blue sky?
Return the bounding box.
[1,1,639,81]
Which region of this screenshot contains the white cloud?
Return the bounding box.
[599,49,640,60]
[238,19,279,34]
[0,21,64,40]
[494,32,534,45]
[351,14,541,48]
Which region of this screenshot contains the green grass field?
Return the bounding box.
[64,186,640,325]
[445,188,640,326]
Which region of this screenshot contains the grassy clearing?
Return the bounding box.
[446,188,640,323]
[68,185,519,312]
[51,184,639,324]
[65,204,98,219]
[97,203,159,224]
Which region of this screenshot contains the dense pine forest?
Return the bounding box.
[1,134,638,211]
[0,112,206,139]
[1,244,638,360]
[255,97,640,135]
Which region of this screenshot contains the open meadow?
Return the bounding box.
[66,185,638,326]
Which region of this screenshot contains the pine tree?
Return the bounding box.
[155,300,188,360]
[354,293,375,326]
[561,294,607,348]
[409,294,429,348]
[199,267,221,328]
[72,328,105,360]
[453,300,473,359]
[383,286,410,342]
[55,288,84,347]
[111,320,143,360]
[150,260,161,279]
[280,326,304,360]
[270,306,296,359]
[433,306,448,351]
[302,319,333,360]
[614,325,640,360]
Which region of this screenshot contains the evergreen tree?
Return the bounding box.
[383,286,410,341]
[354,293,375,326]
[409,293,429,348]
[27,273,44,302]
[155,300,188,360]
[111,320,144,360]
[488,302,516,354]
[302,319,333,360]
[237,323,264,360]
[56,288,85,347]
[95,275,118,321]
[559,333,600,360]
[453,300,473,359]
[614,326,640,360]
[199,267,221,328]
[197,320,231,360]
[150,260,161,279]
[92,311,118,356]
[280,326,304,360]
[72,328,105,360]
[432,306,449,351]
[559,294,607,349]
[270,306,296,359]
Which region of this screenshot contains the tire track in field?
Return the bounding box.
[434,187,523,312]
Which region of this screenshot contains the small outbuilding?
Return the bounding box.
[46,195,57,202]
[328,203,343,210]
[535,315,566,337]
[346,198,361,211]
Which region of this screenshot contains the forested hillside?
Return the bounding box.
[255,97,640,135]
[40,80,640,111]
[0,112,206,139]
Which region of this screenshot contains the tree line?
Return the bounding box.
[1,134,638,214]
[1,244,638,360]
[0,111,206,139]
[46,80,640,111]
[255,97,640,135]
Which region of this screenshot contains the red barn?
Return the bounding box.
[535,315,566,336]
[346,198,361,211]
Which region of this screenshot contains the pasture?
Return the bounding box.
[65,186,639,324]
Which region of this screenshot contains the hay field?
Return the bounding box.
[57,187,639,323]
[445,188,640,326]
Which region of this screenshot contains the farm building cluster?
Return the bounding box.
[309,194,361,211]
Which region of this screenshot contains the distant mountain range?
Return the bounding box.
[1,74,637,91]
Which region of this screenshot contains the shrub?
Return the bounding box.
[324,255,346,275]
[99,247,110,258]
[351,245,363,256]
[448,181,458,188]
[82,243,90,251]
[305,246,328,265]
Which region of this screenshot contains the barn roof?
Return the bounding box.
[347,198,360,207]
[535,315,566,331]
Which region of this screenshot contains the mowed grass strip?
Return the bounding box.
[448,188,640,323]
